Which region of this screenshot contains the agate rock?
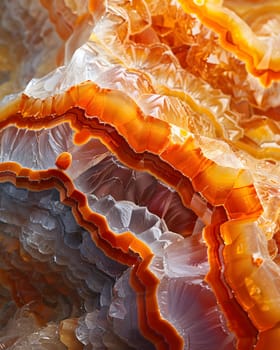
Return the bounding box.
[0,1,280,350]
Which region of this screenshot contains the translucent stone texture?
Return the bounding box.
[0,0,280,350]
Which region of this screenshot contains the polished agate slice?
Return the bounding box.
[1,0,280,350]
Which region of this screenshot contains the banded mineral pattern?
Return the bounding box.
[0,0,280,349]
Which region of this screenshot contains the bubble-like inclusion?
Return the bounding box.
[1,0,280,350]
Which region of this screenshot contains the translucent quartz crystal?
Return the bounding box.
[0,0,280,350]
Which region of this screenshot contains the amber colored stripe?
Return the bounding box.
[177,0,280,86]
[0,82,272,348]
[0,163,177,349]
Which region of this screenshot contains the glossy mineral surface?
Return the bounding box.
[0,0,280,349]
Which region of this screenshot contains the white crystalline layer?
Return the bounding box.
[154,234,236,350]
[24,41,115,99]
[88,194,167,243]
[0,122,202,236]
[76,159,202,236]
[24,67,66,99]
[164,234,209,278]
[0,124,74,170]
[158,277,235,350]
[0,124,110,179]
